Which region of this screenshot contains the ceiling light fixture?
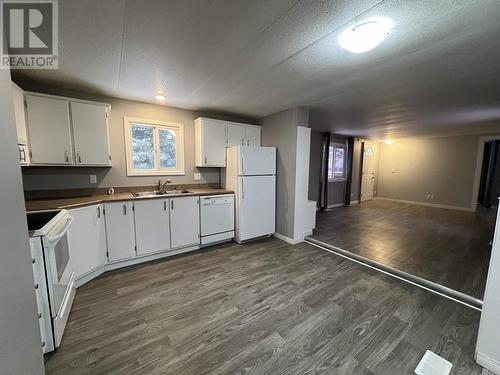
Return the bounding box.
[384,139,395,145]
[339,17,393,53]
[155,93,166,101]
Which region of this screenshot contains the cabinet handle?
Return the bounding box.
[171,200,174,210]
[65,150,69,163]
[123,204,127,215]
[41,341,46,348]
[34,283,39,289]
[97,206,101,218]
[241,139,244,145]
[77,151,82,164]
[19,147,26,162]
[204,156,207,164]
[164,201,167,211]
[247,140,250,146]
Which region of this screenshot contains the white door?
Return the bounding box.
[12,83,28,145]
[227,123,246,147]
[68,205,106,280]
[245,126,261,146]
[170,196,200,249]
[104,202,136,262]
[25,95,73,164]
[238,175,275,241]
[71,102,111,166]
[202,119,226,166]
[361,142,377,201]
[134,199,170,255]
[240,146,276,175]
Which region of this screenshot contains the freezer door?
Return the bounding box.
[240,146,276,176]
[238,175,275,241]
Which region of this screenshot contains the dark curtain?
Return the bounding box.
[480,140,500,207]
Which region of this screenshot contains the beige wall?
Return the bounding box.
[377,135,481,209]
[261,107,309,239]
[19,83,256,190]
[0,71,45,374]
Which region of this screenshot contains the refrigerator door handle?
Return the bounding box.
[241,153,245,175]
[241,178,245,200]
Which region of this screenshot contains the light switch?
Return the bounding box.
[194,173,201,181]
[89,175,97,184]
[391,168,396,173]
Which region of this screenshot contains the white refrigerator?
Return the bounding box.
[225,146,276,243]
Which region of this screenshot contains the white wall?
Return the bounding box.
[476,208,500,373]
[0,72,45,374]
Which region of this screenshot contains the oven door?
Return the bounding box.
[43,214,74,315]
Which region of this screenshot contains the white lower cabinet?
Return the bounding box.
[134,199,171,256]
[170,196,200,249]
[104,201,136,262]
[68,204,106,279]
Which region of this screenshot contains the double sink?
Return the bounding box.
[132,189,192,198]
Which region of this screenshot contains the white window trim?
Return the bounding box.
[124,116,185,176]
[328,142,347,182]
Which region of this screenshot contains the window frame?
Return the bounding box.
[123,116,185,176]
[328,142,347,182]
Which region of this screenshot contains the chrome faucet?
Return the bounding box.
[158,179,172,193]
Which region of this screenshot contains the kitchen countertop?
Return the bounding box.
[25,188,234,212]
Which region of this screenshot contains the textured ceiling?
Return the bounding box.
[12,0,500,139]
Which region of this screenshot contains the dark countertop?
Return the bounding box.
[25,188,234,212]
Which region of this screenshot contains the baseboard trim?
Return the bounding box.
[273,232,304,245]
[374,197,475,212]
[477,352,500,374]
[327,203,343,208]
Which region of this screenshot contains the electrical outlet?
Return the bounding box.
[89,175,97,184]
[194,172,201,181]
[391,168,396,173]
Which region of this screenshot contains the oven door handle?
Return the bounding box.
[46,217,74,244]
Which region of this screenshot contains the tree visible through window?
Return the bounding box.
[328,144,346,180]
[125,117,184,176]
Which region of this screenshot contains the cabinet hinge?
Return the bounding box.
[134,245,137,253]
[106,251,109,258]
[109,154,112,161]
[103,208,106,215]
[132,205,135,212]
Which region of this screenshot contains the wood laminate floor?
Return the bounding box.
[310,200,496,299]
[45,238,482,374]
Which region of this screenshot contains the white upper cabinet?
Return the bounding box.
[24,92,110,166]
[170,196,200,249]
[195,118,227,167]
[12,83,27,145]
[195,117,261,167]
[227,123,246,147]
[25,94,73,165]
[245,125,261,146]
[134,199,171,256]
[104,201,136,262]
[71,102,111,166]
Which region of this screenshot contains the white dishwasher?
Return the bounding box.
[200,194,235,246]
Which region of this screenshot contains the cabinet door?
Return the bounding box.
[201,119,226,166]
[25,95,72,164]
[12,83,28,145]
[104,202,136,262]
[68,205,106,279]
[227,123,246,147]
[170,196,200,249]
[245,126,261,146]
[134,199,170,255]
[71,101,111,166]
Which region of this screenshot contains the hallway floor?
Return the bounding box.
[310,199,496,299]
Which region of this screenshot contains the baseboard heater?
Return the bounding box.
[304,237,483,311]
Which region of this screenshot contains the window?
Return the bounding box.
[328,143,346,180]
[124,117,185,176]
